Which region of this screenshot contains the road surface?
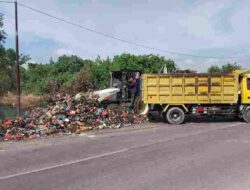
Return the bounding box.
[1,119,250,190]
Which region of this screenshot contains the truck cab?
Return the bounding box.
[239,72,250,123]
[241,73,250,104]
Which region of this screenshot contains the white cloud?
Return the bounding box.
[184,59,195,64]
[54,48,74,57]
[178,1,232,47]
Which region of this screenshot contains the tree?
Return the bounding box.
[10,53,177,95]
[72,67,95,93]
[22,63,49,94]
[5,48,30,66]
[43,79,61,95]
[111,53,176,73]
[90,53,177,89]
[0,15,31,94]
[0,15,9,95]
[0,48,31,93]
[22,55,87,94]
[221,63,241,73]
[208,63,242,74]
[208,65,221,74]
[0,15,6,56]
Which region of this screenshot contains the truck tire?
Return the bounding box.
[243,106,250,123]
[166,107,185,125]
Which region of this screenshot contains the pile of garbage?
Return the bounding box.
[0,93,147,141]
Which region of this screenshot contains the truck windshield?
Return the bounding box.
[248,78,250,90]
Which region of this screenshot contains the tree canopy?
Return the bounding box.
[0,15,6,58]
[0,15,6,45]
[21,53,177,95]
[208,63,242,74]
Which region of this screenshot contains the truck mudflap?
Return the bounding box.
[134,96,149,115]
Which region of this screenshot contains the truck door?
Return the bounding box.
[242,77,250,104]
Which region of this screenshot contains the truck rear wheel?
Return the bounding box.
[243,107,250,123]
[166,107,185,125]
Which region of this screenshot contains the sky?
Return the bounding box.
[1,0,250,72]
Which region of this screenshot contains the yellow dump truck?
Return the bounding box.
[142,70,250,124]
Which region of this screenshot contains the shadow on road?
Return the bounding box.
[148,112,241,124]
[185,116,240,123]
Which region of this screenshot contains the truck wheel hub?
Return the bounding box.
[172,112,180,120]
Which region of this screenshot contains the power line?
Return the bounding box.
[16,2,250,60]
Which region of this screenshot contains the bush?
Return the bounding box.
[72,68,95,93]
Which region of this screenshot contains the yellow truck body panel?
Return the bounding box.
[142,72,241,105]
[241,73,250,104]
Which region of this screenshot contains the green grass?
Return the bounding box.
[0,106,24,120]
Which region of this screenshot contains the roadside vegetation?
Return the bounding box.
[208,63,242,74]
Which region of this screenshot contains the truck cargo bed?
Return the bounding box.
[142,73,239,104]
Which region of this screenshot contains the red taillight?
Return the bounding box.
[197,106,204,112]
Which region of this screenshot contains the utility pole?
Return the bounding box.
[15,0,20,117]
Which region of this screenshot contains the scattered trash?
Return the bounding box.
[0,93,148,141]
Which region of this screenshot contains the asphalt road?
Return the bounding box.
[1,119,250,190]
